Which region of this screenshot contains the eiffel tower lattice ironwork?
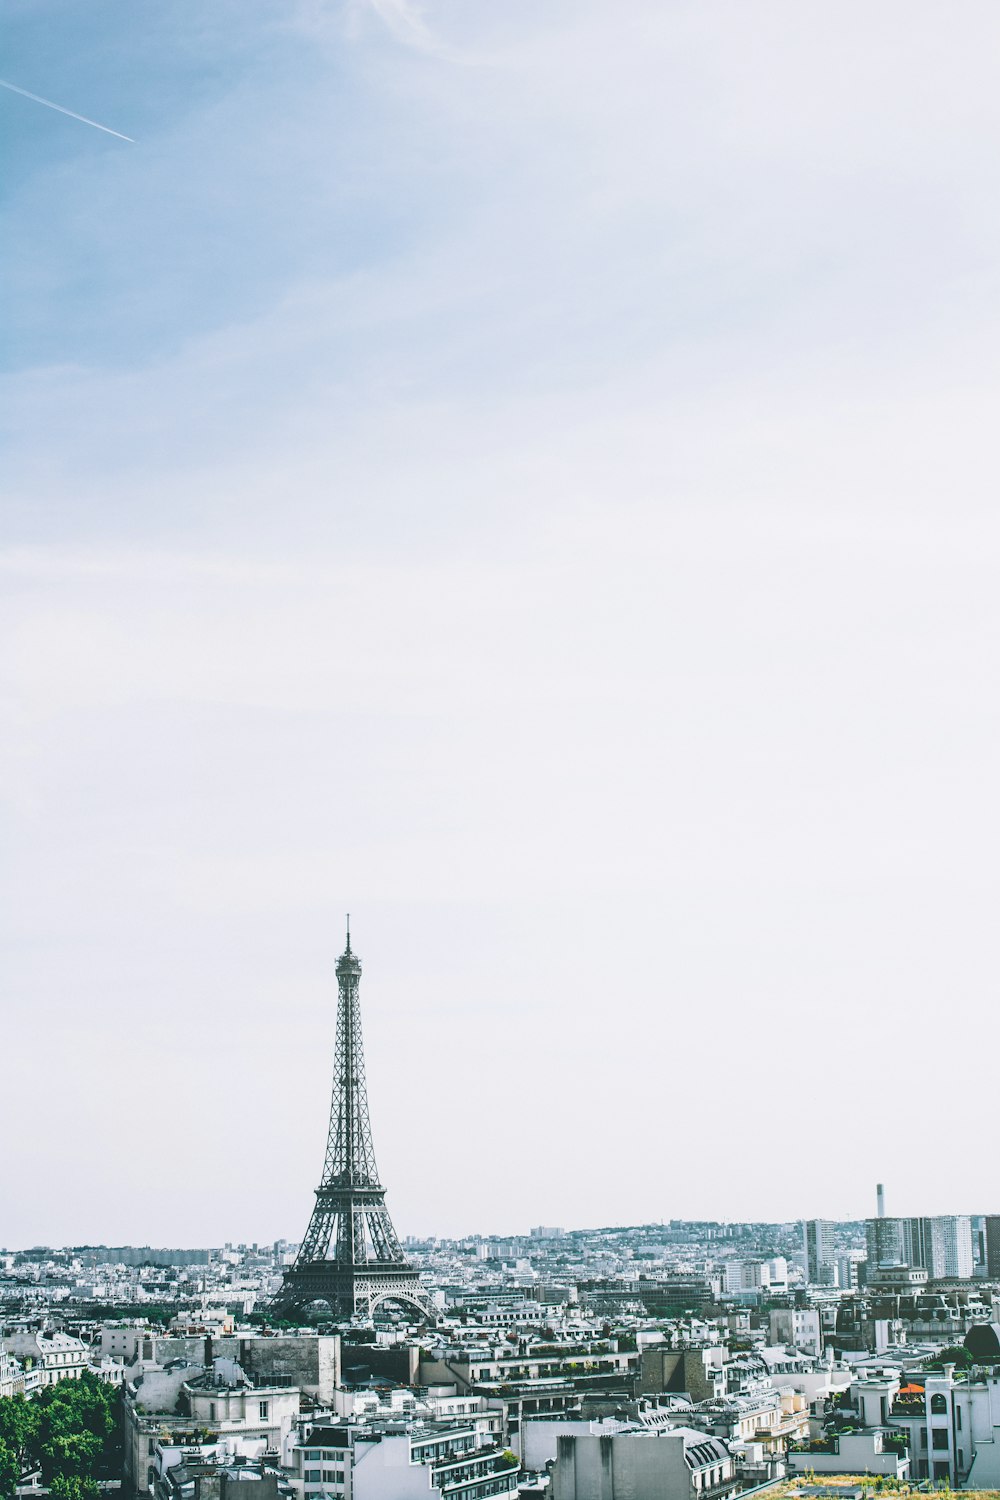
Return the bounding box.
[272,923,434,1321]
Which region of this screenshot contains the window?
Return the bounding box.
[931,1394,948,1414]
[956,1408,962,1430]
[259,1402,269,1421]
[304,1470,321,1483]
[209,1404,216,1422]
[933,1429,949,1451]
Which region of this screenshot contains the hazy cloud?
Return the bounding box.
[4,0,1000,1243]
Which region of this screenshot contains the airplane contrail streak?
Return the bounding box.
[0,79,134,141]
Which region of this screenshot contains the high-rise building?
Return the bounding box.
[802,1219,836,1284]
[926,1216,974,1279]
[866,1216,910,1268]
[986,1216,1000,1279]
[837,1251,864,1290]
[865,1214,974,1279]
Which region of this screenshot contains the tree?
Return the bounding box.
[40,1430,102,1483]
[0,1438,20,1500]
[925,1346,973,1371]
[0,1394,40,1461]
[50,1475,100,1500]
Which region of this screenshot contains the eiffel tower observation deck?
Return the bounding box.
[272,923,434,1322]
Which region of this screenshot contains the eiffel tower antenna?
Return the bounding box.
[271,924,433,1322]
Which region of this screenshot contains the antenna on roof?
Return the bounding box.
[345,914,351,953]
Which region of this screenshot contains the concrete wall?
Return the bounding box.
[232,1336,341,1404]
[351,1434,428,1500]
[522,1420,593,1472]
[341,1343,417,1388]
[551,1433,692,1500]
[133,1366,205,1414]
[131,1334,340,1402]
[786,1432,906,1477]
[639,1350,718,1401]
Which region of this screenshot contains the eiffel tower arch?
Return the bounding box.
[271,924,435,1323]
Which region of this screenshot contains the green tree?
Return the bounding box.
[0,1393,40,1461]
[40,1430,102,1483]
[0,1438,20,1500]
[925,1346,973,1371]
[0,1373,120,1495]
[50,1475,100,1500]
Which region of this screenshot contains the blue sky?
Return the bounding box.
[4,1,1000,1246]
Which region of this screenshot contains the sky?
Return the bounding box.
[4,0,1000,1249]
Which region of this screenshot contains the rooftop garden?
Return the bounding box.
[764,1481,1000,1499]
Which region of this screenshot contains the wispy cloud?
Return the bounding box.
[364,0,436,51]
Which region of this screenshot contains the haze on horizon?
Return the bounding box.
[4,0,1000,1249]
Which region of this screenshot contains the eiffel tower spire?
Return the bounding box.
[272,923,432,1321]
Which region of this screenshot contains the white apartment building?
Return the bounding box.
[123,1361,300,1497]
[286,1419,520,1500]
[0,1347,25,1399]
[768,1309,822,1358]
[801,1221,836,1286]
[928,1216,974,1280]
[786,1429,908,1480]
[853,1363,1000,1486]
[3,1331,88,1386]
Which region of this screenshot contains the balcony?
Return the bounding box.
[699,1482,739,1500]
[890,1400,925,1419]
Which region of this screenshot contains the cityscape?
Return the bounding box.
[5,933,1000,1499]
[6,3,1000,1500]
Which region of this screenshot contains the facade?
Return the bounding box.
[550,1427,736,1500]
[866,1217,910,1269]
[985,1215,1000,1278]
[110,1331,341,1404]
[836,1253,863,1291]
[786,1430,908,1479]
[2,1331,87,1386]
[182,1366,301,1451]
[802,1221,836,1285]
[769,1308,821,1358]
[853,1365,1000,1486]
[912,1216,974,1279]
[864,1215,974,1279]
[0,1346,24,1399]
[686,1390,810,1455]
[124,1360,300,1497]
[287,1419,520,1500]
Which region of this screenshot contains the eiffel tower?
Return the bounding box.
[272,923,434,1322]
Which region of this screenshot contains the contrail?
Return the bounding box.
[0,79,134,142]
